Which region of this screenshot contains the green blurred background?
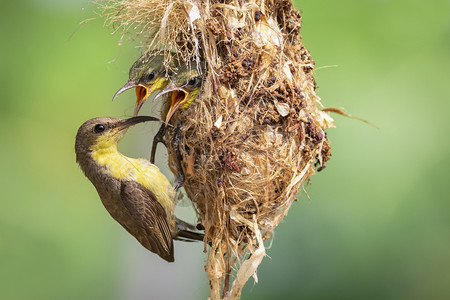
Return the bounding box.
[1,0,449,299]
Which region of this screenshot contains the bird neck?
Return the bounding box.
[76,142,123,185]
[181,89,199,110]
[89,143,135,181]
[90,143,120,166]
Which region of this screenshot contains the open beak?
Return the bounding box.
[154,83,188,123]
[134,85,151,116]
[112,80,137,101]
[113,81,152,116]
[117,116,160,131]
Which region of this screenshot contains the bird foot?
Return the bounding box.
[174,172,185,191]
[150,123,167,164]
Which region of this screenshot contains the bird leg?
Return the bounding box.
[173,121,185,190]
[150,123,167,164]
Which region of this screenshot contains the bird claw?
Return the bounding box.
[174,172,185,191]
[150,123,167,164]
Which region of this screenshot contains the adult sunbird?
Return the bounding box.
[113,52,170,116]
[75,116,203,262]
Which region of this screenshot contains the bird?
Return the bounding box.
[150,63,203,164]
[113,52,203,186]
[75,116,203,262]
[155,62,203,124]
[112,51,171,116]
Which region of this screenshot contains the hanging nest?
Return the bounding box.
[100,0,335,299]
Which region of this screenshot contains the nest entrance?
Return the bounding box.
[102,0,335,298]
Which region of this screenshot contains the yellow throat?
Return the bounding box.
[90,133,175,212]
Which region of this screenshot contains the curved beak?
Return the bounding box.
[117,116,161,130]
[154,83,188,123]
[113,81,153,116]
[134,77,170,116]
[112,80,137,101]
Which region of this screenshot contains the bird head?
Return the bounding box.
[113,52,170,116]
[154,64,203,123]
[75,116,159,159]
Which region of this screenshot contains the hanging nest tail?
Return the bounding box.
[101,0,335,298]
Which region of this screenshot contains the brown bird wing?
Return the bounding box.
[120,180,174,262]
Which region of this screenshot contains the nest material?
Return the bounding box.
[102,0,335,298]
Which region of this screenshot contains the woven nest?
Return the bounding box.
[101,0,335,298]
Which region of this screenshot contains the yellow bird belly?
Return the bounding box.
[91,147,175,212]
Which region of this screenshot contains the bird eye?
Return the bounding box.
[147,71,155,81]
[94,124,105,133]
[187,77,199,86]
